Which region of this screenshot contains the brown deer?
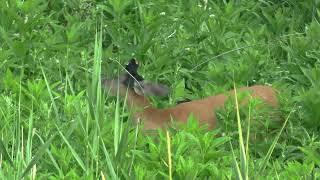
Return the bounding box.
[102,59,278,131]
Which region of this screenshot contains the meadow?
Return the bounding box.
[1,0,320,179]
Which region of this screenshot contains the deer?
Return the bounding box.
[102,59,279,132]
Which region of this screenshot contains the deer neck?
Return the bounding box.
[125,90,152,110]
[125,90,169,129]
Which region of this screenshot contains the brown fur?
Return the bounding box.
[109,84,278,131]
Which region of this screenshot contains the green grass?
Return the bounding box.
[1,0,320,179]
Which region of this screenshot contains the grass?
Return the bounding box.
[1,0,320,179]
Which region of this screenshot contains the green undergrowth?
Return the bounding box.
[1,0,320,179]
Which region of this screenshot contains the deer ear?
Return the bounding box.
[133,81,169,97]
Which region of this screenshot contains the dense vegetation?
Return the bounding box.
[1,0,320,179]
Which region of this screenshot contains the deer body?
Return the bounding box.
[105,75,278,130]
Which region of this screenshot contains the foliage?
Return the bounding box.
[1,0,320,179]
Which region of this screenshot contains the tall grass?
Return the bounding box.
[0,0,320,179]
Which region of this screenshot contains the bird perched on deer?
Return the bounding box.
[102,59,279,131]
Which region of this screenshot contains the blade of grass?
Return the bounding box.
[114,84,121,156]
[245,99,252,177]
[258,106,295,174]
[101,137,118,179]
[34,132,63,177]
[26,103,34,163]
[166,131,172,180]
[20,133,57,179]
[273,162,280,180]
[40,65,59,119]
[129,120,140,176]
[0,139,13,167]
[55,124,86,172]
[233,82,248,180]
[92,18,104,176]
[101,171,106,180]
[230,141,243,180]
